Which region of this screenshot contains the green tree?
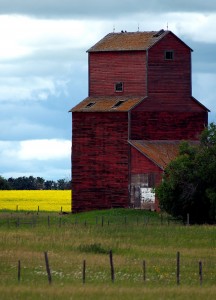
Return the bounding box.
[156,123,216,224]
[0,176,11,190]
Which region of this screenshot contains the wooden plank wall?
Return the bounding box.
[72,112,129,212]
[131,111,207,140]
[148,33,192,97]
[89,51,147,96]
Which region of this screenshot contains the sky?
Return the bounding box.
[0,0,216,180]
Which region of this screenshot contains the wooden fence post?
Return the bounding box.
[83,260,86,284]
[177,251,180,285]
[109,250,115,283]
[199,261,203,286]
[143,260,146,282]
[187,213,190,226]
[18,260,21,282]
[44,251,52,284]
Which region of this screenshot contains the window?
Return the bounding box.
[115,82,123,92]
[85,102,95,108]
[112,100,125,108]
[165,50,174,60]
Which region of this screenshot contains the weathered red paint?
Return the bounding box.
[148,33,192,97]
[89,51,147,97]
[71,31,208,213]
[72,112,129,212]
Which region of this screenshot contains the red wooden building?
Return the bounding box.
[70,30,209,212]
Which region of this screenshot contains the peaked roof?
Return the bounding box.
[129,140,199,170]
[70,96,144,112]
[87,30,168,52]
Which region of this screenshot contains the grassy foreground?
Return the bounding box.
[0,209,215,299]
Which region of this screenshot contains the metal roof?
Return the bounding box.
[70,96,144,112]
[87,30,168,52]
[129,140,199,170]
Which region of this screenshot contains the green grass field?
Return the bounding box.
[0,208,215,299]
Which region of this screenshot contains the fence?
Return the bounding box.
[3,250,208,286]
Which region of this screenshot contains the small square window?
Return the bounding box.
[115,82,123,92]
[165,50,174,60]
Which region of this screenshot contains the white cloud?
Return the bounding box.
[18,139,71,160]
[0,139,71,160]
[0,76,70,101]
[165,13,216,43]
[0,15,101,102]
[0,139,71,179]
[0,15,104,61]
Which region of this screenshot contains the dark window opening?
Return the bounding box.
[112,100,125,108]
[165,50,174,60]
[85,102,95,108]
[115,82,123,92]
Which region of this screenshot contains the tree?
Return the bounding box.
[0,176,11,190]
[156,123,216,224]
[1,175,71,190]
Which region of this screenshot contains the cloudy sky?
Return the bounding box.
[0,0,216,180]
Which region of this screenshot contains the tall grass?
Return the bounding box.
[0,209,215,299]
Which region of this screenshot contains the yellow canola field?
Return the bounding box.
[0,190,71,212]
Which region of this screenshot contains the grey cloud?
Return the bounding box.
[191,42,216,73]
[0,0,215,18]
[0,97,72,141]
[0,47,88,84]
[1,155,70,180]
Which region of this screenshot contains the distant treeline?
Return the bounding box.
[0,175,71,190]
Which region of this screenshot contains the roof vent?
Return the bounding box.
[112,100,125,108]
[153,29,165,37]
[85,102,95,108]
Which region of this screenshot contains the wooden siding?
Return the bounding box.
[71,30,209,213]
[130,111,207,140]
[72,112,129,212]
[148,33,192,97]
[130,147,162,211]
[131,147,162,174]
[133,96,207,112]
[89,51,147,96]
